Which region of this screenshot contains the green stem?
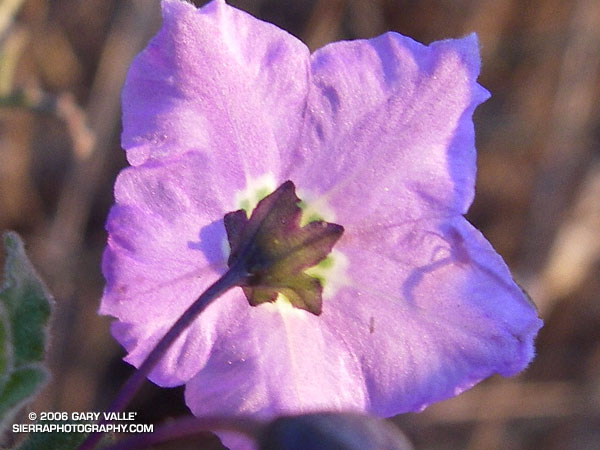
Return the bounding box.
[100,416,264,450]
[77,264,247,450]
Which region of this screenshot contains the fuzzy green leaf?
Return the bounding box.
[0,232,52,432]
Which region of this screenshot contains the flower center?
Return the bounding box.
[225,180,345,315]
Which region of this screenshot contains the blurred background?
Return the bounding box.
[1,0,599,449]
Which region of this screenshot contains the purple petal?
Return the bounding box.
[181,217,540,420]
[103,0,542,434]
[100,152,244,385]
[218,432,258,450]
[289,33,489,225]
[184,296,367,417]
[329,216,542,415]
[122,0,309,168]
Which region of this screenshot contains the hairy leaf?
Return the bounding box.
[0,232,52,432]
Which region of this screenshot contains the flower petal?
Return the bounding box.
[100,152,242,385]
[289,33,489,226]
[218,432,258,450]
[328,216,542,415]
[182,216,540,420]
[104,0,542,431]
[181,213,541,421]
[122,0,309,170]
[184,296,367,417]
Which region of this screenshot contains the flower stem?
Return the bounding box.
[77,264,247,450]
[99,415,264,450]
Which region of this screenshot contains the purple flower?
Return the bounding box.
[101,0,541,439]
